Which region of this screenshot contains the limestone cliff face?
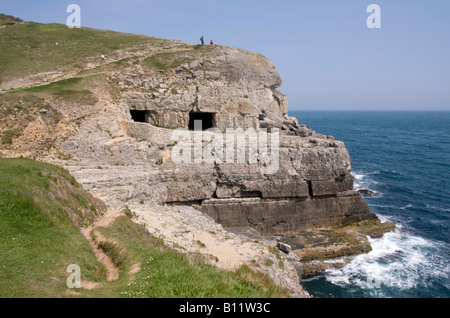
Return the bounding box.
[115,46,291,131]
[123,122,376,235]
[0,43,377,236]
[108,45,377,234]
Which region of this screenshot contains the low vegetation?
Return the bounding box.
[94,215,290,298]
[144,45,215,71]
[0,158,105,297]
[9,76,98,104]
[145,51,192,71]
[0,14,22,26]
[0,21,177,84]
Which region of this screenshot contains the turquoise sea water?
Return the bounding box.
[289,111,450,298]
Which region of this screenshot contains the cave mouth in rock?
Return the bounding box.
[130,110,148,123]
[189,112,215,131]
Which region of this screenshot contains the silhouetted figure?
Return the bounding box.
[200,36,204,45]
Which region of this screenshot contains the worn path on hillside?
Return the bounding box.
[81,209,123,283]
[0,44,188,92]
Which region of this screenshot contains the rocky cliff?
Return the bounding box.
[119,45,289,131]
[0,22,393,291]
[104,45,377,234]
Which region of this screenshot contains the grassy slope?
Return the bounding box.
[0,21,177,84]
[0,158,105,297]
[0,158,290,298]
[94,216,289,298]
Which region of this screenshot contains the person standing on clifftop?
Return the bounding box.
[210,40,214,45]
[200,36,204,45]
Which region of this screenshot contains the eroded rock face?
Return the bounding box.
[158,132,376,235]
[114,46,290,131]
[124,116,377,235]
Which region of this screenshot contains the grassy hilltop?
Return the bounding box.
[0,18,170,84]
[0,15,212,88]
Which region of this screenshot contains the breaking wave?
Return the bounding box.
[323,230,450,297]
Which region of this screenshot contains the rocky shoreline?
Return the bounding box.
[278,219,396,276]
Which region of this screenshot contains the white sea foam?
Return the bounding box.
[323,230,450,296]
[351,171,381,196]
[343,168,449,296]
[353,173,365,181]
[375,214,397,225]
[352,173,364,190]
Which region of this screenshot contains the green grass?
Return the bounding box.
[144,45,215,71]
[21,77,82,93]
[0,20,18,27]
[95,216,290,298]
[0,22,179,83]
[0,158,291,298]
[0,158,106,297]
[9,76,98,104]
[97,241,126,268]
[145,51,192,71]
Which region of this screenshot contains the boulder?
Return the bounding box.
[277,242,292,254]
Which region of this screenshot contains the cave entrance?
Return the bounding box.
[130,110,148,123]
[189,112,215,131]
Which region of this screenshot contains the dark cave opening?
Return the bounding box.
[130,110,148,123]
[189,112,215,130]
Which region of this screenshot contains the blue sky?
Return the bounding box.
[2,0,450,110]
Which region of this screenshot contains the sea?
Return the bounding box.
[289,111,450,298]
